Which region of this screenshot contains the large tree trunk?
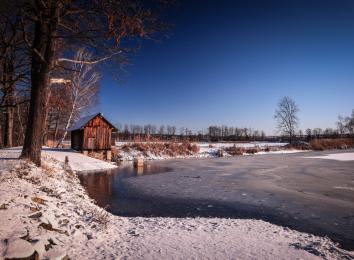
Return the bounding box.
[21,1,59,166]
[3,58,15,148]
[4,106,14,147]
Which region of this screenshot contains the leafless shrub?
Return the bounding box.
[41,162,57,176]
[89,206,110,229]
[119,141,200,157]
[111,147,122,162]
[225,145,245,156]
[245,147,261,154]
[10,161,41,185]
[188,143,200,153]
[285,142,311,150]
[310,138,354,151]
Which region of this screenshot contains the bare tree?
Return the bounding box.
[10,0,169,165]
[345,109,354,134]
[56,49,100,147]
[274,96,299,143]
[0,6,29,147]
[337,115,346,137]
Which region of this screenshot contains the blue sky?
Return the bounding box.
[98,0,354,134]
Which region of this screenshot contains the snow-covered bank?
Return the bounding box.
[0,149,353,259]
[3,147,117,172]
[306,152,354,161]
[115,141,308,161]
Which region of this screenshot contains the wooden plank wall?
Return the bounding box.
[83,117,112,150]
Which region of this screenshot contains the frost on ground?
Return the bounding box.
[306,152,354,161]
[0,149,353,259]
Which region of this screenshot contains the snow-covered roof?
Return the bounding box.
[69,113,117,131]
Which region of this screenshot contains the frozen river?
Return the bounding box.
[79,150,354,250]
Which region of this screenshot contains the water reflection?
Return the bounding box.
[78,163,172,212]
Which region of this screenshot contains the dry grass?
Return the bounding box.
[225,145,245,156]
[310,138,354,151]
[285,142,311,150]
[225,145,261,155]
[41,161,57,176]
[245,147,261,154]
[120,141,200,157]
[89,206,110,229]
[111,146,121,161]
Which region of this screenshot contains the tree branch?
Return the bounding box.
[57,51,122,65]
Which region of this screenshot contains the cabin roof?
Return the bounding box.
[69,113,117,131]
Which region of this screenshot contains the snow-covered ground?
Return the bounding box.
[115,141,308,161]
[1,148,353,259]
[42,147,117,172]
[306,152,354,161]
[3,147,117,172]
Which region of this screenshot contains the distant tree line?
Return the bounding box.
[115,123,267,142]
[115,107,354,143]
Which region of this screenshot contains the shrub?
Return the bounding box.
[285,141,311,150]
[188,143,200,153]
[245,147,261,154]
[118,141,200,157]
[310,138,354,151]
[225,145,244,156]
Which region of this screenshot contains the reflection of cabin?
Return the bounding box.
[69,113,117,160]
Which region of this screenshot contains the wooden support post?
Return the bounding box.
[218,149,224,157]
[106,150,112,161]
[134,158,144,168]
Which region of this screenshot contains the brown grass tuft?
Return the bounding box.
[119,141,200,157]
[310,138,354,151]
[225,145,245,156]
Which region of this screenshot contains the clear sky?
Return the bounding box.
[98,0,354,135]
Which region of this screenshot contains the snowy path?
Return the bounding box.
[0,147,117,172]
[42,147,117,172]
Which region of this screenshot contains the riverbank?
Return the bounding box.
[114,141,310,161]
[1,148,353,259]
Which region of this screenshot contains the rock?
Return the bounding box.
[4,239,38,260]
[29,207,39,212]
[58,219,69,226]
[38,223,69,236]
[31,197,46,205]
[28,212,42,219]
[0,203,8,210]
[43,249,69,260]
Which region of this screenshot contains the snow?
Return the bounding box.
[1,148,353,259]
[42,147,117,172]
[306,152,354,161]
[4,239,35,259]
[0,147,117,172]
[257,149,310,155]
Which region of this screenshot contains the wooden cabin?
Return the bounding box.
[69,113,117,160]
